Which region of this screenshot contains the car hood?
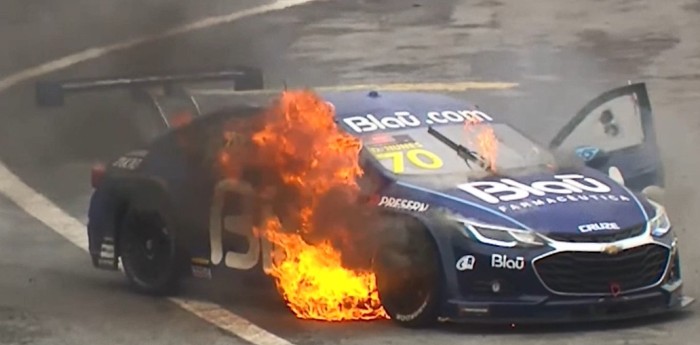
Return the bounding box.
[402,167,655,236]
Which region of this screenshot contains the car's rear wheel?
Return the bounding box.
[119,208,182,295]
[373,217,442,328]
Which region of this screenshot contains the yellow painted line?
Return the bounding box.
[189,81,519,96]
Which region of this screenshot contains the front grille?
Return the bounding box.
[545,225,646,243]
[534,244,669,295]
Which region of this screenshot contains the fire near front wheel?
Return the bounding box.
[373,218,442,328]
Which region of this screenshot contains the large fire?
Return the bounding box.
[219,90,388,321]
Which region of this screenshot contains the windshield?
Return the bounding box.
[362,123,556,179]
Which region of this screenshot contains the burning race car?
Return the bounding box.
[36,68,693,327]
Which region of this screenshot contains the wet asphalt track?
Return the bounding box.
[1,0,700,344]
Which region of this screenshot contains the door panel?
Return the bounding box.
[550,83,664,191]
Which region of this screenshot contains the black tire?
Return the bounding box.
[119,207,182,295]
[373,217,442,328]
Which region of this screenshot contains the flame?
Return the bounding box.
[257,218,386,321]
[219,90,388,321]
[464,117,499,171]
[251,90,363,193]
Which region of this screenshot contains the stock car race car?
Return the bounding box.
[36,68,694,327]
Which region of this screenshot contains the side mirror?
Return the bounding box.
[575,146,609,168]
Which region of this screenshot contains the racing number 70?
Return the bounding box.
[374,148,443,173]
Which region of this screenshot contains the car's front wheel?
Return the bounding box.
[119,208,182,295]
[373,217,442,328]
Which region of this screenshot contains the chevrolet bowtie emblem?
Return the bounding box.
[603,245,622,255]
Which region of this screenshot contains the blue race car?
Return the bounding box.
[36,68,694,327]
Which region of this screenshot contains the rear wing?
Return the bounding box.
[35,67,263,107]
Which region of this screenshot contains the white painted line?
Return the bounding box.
[0,0,321,344]
[190,81,519,96]
[0,163,89,250]
[0,162,295,345]
[175,299,294,345]
[0,0,320,94]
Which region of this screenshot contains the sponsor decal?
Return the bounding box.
[112,156,142,170]
[366,133,414,146]
[365,135,422,154]
[394,297,429,322]
[97,258,116,267]
[491,254,525,270]
[377,196,430,212]
[456,255,476,271]
[99,243,115,259]
[366,135,444,174]
[578,222,620,233]
[191,265,212,279]
[96,239,117,269]
[457,174,631,213]
[343,109,492,133]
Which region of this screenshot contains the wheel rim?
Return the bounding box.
[122,214,174,286]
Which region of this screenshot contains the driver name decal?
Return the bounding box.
[457,174,631,213]
[343,109,492,133]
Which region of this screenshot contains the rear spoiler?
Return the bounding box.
[35,67,263,107]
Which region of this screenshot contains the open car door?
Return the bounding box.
[549,83,664,192]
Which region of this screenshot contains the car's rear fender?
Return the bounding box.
[87,184,123,269]
[89,173,180,268]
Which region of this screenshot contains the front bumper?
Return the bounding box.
[437,220,692,323]
[442,279,693,323]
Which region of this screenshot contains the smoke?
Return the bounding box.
[26,0,308,165]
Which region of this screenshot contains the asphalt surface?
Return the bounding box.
[1,0,700,344]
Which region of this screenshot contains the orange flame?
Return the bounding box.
[251,90,363,193]
[220,90,387,321]
[464,117,499,171]
[257,218,386,321]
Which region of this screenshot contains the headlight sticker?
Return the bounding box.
[459,220,544,248]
